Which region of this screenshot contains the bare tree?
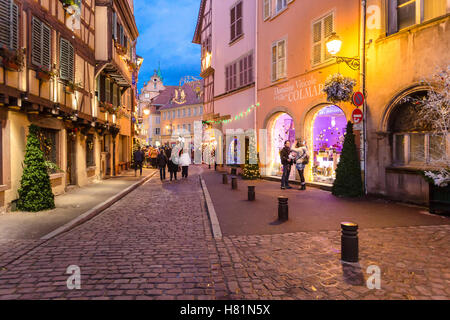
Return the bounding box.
[414,66,450,187]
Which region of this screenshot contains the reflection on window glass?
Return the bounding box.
[409,134,425,162]
[429,135,446,163]
[394,135,405,164]
[398,0,416,30]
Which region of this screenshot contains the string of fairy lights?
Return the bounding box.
[203,102,260,124]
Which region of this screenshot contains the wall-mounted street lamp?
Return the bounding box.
[326,32,360,70]
[143,108,150,116]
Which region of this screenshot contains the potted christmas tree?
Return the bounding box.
[332,121,363,197]
[17,125,55,212]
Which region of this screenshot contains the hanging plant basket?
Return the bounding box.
[323,73,356,103]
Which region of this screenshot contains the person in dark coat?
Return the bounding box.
[157,148,168,181]
[166,147,178,181]
[279,140,293,189]
[133,146,144,177]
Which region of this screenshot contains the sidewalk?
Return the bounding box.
[0,168,156,240]
[201,166,450,236]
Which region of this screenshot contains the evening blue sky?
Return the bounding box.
[135,0,201,92]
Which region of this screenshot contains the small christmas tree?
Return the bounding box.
[332,121,363,197]
[242,151,260,180]
[17,125,55,211]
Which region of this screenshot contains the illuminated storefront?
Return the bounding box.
[311,105,347,184]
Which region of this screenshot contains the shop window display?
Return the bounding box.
[269,113,295,177]
[227,137,241,165]
[312,105,347,184]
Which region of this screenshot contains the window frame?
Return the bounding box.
[271,38,287,82]
[311,11,335,67]
[393,132,449,166]
[275,0,288,14]
[230,0,243,43]
[388,0,449,35]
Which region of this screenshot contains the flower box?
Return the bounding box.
[65,85,74,93]
[429,183,450,215]
[36,70,52,82]
[3,59,20,72]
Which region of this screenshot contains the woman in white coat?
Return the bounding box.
[179,148,191,179]
[291,140,309,190]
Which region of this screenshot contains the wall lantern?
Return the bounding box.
[143,108,150,116]
[326,32,360,70]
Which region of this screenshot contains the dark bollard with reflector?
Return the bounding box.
[248,186,255,201]
[278,196,288,221]
[341,222,359,263]
[231,177,237,190]
[222,173,228,184]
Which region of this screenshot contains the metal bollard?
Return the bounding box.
[231,168,237,175]
[278,196,288,221]
[248,186,255,201]
[341,222,359,263]
[231,177,238,190]
[222,173,228,184]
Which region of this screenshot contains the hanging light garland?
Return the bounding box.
[203,102,260,124]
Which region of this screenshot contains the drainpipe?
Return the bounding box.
[254,0,259,172]
[361,0,368,194]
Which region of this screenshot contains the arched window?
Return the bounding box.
[389,91,447,166]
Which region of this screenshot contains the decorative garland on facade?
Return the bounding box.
[204,103,260,124]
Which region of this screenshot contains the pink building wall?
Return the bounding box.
[210,0,257,131]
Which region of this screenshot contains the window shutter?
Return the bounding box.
[323,14,334,60]
[42,24,51,70]
[239,58,243,86]
[243,55,248,85]
[60,38,74,81]
[99,75,105,101]
[32,17,42,67]
[272,43,277,81]
[236,2,242,37]
[277,40,286,79]
[112,12,117,39]
[0,0,10,48]
[232,63,237,90]
[105,78,110,103]
[248,53,253,83]
[11,3,18,50]
[387,0,398,35]
[225,65,229,92]
[312,21,322,65]
[230,6,236,41]
[112,83,117,106]
[263,0,271,20]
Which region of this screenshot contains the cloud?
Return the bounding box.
[134,0,201,89]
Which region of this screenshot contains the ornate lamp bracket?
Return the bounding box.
[335,56,360,70]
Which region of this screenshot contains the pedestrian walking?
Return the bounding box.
[133,146,144,177]
[279,140,293,189]
[291,140,309,190]
[150,147,158,168]
[167,147,179,181]
[179,149,191,179]
[157,148,168,181]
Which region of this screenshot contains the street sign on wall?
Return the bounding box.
[352,92,364,107]
[352,108,363,124]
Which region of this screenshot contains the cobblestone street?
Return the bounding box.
[0,166,448,300]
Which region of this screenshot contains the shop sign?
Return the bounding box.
[352,92,364,107]
[352,108,363,124]
[274,77,324,102]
